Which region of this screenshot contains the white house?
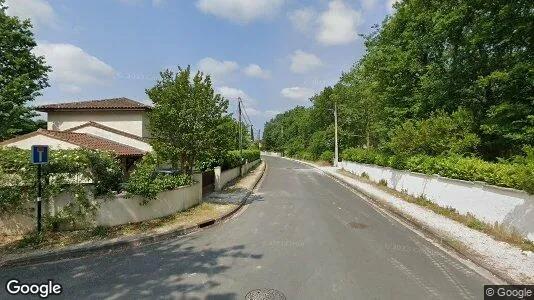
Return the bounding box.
[0,97,153,169]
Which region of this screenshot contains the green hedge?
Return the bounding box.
[125,153,191,201]
[223,150,260,170]
[342,147,534,194]
[0,147,123,212]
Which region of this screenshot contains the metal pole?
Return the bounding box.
[238,97,242,155]
[37,164,42,232]
[334,100,339,167]
[250,125,254,141]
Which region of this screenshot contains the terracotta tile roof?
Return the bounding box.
[66,121,149,142]
[35,97,152,112]
[0,129,146,157]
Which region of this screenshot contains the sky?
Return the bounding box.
[5,0,397,133]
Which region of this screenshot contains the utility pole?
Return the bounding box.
[250,125,254,141]
[334,100,339,167]
[238,97,242,155]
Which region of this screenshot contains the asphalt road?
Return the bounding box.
[1,156,491,299]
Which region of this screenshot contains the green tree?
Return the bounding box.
[146,66,230,175]
[0,0,50,140]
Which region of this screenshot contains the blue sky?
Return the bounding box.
[6,0,396,132]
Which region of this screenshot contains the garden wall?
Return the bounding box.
[218,159,261,190]
[339,161,534,241]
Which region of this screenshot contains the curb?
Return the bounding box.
[0,161,266,269]
[281,156,520,285]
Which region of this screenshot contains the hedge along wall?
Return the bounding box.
[339,160,534,241]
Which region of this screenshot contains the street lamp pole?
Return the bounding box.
[334,100,339,166]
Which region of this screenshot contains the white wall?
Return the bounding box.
[2,134,79,150]
[261,151,281,157]
[218,159,261,190]
[71,126,152,152]
[96,183,201,226]
[47,111,148,137]
[339,161,534,241]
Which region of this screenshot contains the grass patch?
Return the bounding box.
[0,202,237,255]
[338,169,534,252]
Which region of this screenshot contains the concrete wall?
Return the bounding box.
[3,134,79,150]
[217,159,261,190]
[339,161,534,241]
[96,182,201,226]
[47,111,148,137]
[71,125,152,152]
[0,178,202,234]
[261,151,281,157]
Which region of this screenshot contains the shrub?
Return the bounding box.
[0,147,122,212]
[125,153,192,201]
[342,147,534,194]
[319,150,334,162]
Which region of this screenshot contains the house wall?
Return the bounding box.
[339,161,534,241]
[47,111,148,137]
[2,134,79,150]
[71,126,152,152]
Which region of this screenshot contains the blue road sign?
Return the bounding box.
[31,145,49,165]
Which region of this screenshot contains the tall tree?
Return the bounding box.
[0,0,50,140]
[146,66,230,174]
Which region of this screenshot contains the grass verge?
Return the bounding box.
[338,169,534,252]
[0,202,237,254]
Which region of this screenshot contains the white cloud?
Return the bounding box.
[288,8,315,32]
[290,50,324,74]
[361,0,378,10]
[245,107,262,116]
[265,110,281,118]
[243,64,271,79]
[58,84,82,94]
[196,0,284,24]
[218,86,255,103]
[317,0,362,46]
[198,57,239,78]
[34,43,115,91]
[281,87,315,101]
[6,0,58,28]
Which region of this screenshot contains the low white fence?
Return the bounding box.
[339,161,534,241]
[261,151,281,157]
[215,159,261,191]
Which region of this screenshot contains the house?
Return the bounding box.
[0,97,153,170]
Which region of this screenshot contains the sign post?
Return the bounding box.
[31,145,49,233]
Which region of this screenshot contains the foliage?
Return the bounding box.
[0,147,122,213]
[263,0,533,188]
[125,153,192,201]
[146,66,231,175]
[342,147,534,194]
[388,109,480,156]
[319,150,334,162]
[0,1,51,140]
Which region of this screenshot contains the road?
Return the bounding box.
[1,156,491,299]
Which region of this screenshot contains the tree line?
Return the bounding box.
[263,0,533,162]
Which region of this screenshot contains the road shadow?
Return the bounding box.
[1,235,263,299]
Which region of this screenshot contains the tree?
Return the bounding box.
[0,0,50,140]
[146,66,230,175]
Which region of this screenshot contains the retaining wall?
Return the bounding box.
[339,161,534,241]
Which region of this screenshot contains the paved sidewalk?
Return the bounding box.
[283,157,534,284]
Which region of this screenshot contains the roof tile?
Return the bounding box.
[35,97,151,111]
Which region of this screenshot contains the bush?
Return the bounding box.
[388,109,480,157]
[342,147,534,194]
[319,150,334,162]
[125,153,192,201]
[0,147,122,212]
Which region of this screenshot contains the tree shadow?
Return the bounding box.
[1,235,263,299]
